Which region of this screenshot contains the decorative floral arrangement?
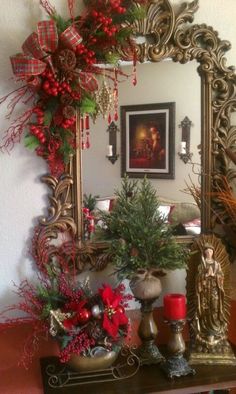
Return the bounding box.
[211,175,236,257]
[0,0,147,176]
[2,271,132,367]
[185,143,236,257]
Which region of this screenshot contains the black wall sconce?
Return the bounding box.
[106,121,119,164]
[178,116,193,164]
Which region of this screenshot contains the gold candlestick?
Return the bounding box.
[162,319,195,378]
[136,298,164,365]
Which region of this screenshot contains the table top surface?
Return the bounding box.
[41,345,236,394]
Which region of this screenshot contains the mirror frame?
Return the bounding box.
[34,0,236,271]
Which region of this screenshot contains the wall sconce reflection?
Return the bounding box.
[106,121,119,164]
[178,116,193,164]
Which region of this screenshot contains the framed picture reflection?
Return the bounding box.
[121,102,175,179]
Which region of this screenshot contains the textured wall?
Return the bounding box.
[0,0,236,314]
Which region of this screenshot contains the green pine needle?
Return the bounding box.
[115,28,132,43]
[80,96,97,115]
[24,135,40,150]
[40,304,52,319]
[51,14,71,34]
[83,193,100,211]
[126,3,147,24]
[59,335,73,349]
[44,110,53,127]
[59,138,75,164]
[104,52,121,65]
[46,97,59,113]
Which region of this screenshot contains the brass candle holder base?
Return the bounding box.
[161,319,195,379]
[136,298,164,365]
[137,340,164,366]
[162,354,195,379]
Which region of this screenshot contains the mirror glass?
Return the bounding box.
[82,60,201,228]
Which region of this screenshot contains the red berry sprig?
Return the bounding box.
[29,106,46,144]
[91,10,118,37]
[41,70,60,97]
[61,115,76,129]
[29,124,46,144]
[32,106,44,125]
[90,0,126,14]
[75,43,96,66]
[110,0,126,14]
[41,69,74,97]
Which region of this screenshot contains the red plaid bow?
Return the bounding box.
[10,20,82,77]
[79,72,98,92]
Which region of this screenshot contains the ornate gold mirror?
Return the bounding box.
[35,0,236,271]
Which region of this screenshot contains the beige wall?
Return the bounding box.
[83,60,200,201]
[0,0,236,312]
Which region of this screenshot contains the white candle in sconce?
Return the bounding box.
[179,141,187,154]
[107,145,113,157]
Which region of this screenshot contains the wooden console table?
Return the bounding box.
[41,350,236,394]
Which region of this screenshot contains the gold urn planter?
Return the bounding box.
[68,348,119,372]
[130,268,163,301]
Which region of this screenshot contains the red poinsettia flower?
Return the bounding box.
[99,285,128,339]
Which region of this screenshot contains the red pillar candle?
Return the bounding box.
[163,293,186,320]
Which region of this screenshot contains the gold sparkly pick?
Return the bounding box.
[95,79,113,119]
[49,308,72,336]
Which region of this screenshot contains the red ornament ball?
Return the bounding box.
[77,308,91,324]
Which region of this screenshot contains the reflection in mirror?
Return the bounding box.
[82,60,201,235]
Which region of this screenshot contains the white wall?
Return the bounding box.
[1,0,236,314]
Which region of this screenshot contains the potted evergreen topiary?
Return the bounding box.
[97,176,188,363]
[98,176,186,291]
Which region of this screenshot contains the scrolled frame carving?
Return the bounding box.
[34,0,236,271]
